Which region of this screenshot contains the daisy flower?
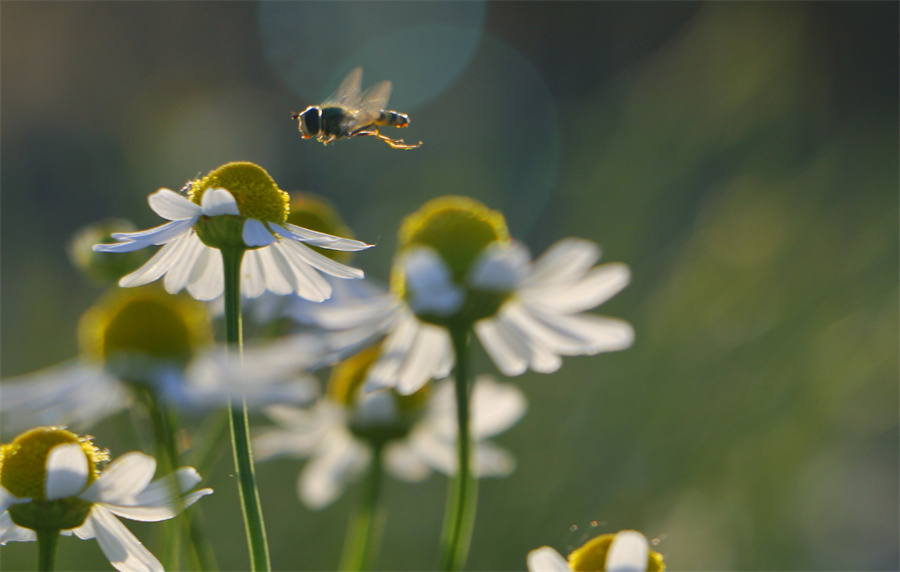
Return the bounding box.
[0,286,319,434]
[252,344,526,509]
[527,530,665,572]
[93,162,372,302]
[0,427,213,572]
[299,196,634,394]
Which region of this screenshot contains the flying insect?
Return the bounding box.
[293,68,422,150]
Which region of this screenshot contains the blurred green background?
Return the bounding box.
[2,2,897,570]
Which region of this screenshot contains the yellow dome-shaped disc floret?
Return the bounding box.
[568,532,666,572]
[327,344,429,446]
[78,286,212,373]
[397,196,509,284]
[189,162,289,224]
[287,192,354,263]
[1,427,108,530]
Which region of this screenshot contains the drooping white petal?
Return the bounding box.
[491,310,562,373]
[71,514,96,539]
[468,241,530,291]
[523,307,635,354]
[163,232,206,294]
[383,441,432,482]
[95,219,195,252]
[45,443,89,500]
[289,241,364,279]
[274,222,373,252]
[606,530,650,572]
[118,232,191,288]
[299,429,369,509]
[407,428,455,475]
[200,188,240,216]
[469,377,528,439]
[521,262,631,314]
[402,246,464,316]
[148,189,202,221]
[526,546,570,572]
[471,440,516,477]
[0,360,128,432]
[186,246,224,301]
[301,293,399,330]
[0,511,36,544]
[243,219,276,247]
[273,240,332,302]
[522,238,601,288]
[241,249,268,299]
[363,311,418,392]
[104,471,212,523]
[395,323,453,395]
[474,318,530,376]
[80,452,156,505]
[256,246,294,295]
[88,505,164,572]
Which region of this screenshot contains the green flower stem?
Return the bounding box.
[36,528,59,572]
[440,327,476,571]
[222,246,271,572]
[339,444,385,572]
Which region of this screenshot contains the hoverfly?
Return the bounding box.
[292,68,422,150]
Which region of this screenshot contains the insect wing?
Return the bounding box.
[354,80,393,125]
[322,67,364,108]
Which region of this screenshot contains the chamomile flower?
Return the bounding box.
[93,162,372,302]
[0,427,212,572]
[252,344,526,509]
[0,286,318,434]
[300,196,634,394]
[527,530,665,572]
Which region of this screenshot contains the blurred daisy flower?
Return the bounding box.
[527,530,665,572]
[253,345,527,508]
[0,427,212,571]
[0,286,319,433]
[93,162,372,302]
[300,196,634,394]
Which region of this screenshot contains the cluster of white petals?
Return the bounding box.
[93,188,371,302]
[299,237,634,395]
[253,376,526,509]
[0,444,212,572]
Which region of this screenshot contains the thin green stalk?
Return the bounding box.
[222,246,271,572]
[439,327,476,571]
[339,444,385,572]
[36,528,59,572]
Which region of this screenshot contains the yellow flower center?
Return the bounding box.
[78,286,212,380]
[568,533,666,572]
[287,192,354,263]
[393,196,512,327]
[189,162,289,224]
[327,345,429,446]
[0,427,108,531]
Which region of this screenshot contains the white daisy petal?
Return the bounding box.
[522,262,631,314]
[257,246,294,295]
[402,247,464,316]
[607,530,650,572]
[108,219,196,247]
[383,441,432,482]
[527,546,571,572]
[186,247,224,301]
[200,188,240,216]
[241,249,268,299]
[71,515,96,540]
[364,311,419,392]
[147,189,202,221]
[523,238,601,288]
[0,511,36,544]
[408,428,456,475]
[474,318,529,376]
[0,486,29,513]
[243,219,276,247]
[289,241,365,279]
[45,443,89,500]
[472,440,516,477]
[80,452,156,505]
[88,505,163,572]
[105,488,213,522]
[395,323,452,395]
[118,233,190,288]
[276,222,372,251]
[470,377,528,439]
[274,240,332,302]
[303,293,399,330]
[300,430,369,509]
[163,233,206,294]
[526,309,635,354]
[469,241,530,290]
